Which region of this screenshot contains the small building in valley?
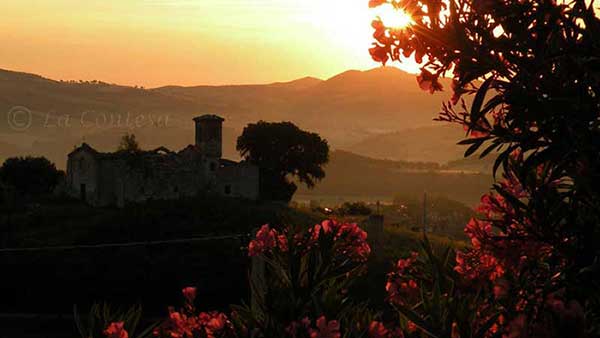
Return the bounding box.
[66,115,259,207]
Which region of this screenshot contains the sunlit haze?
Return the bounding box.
[0,0,419,87]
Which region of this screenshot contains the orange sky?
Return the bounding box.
[0,0,421,88]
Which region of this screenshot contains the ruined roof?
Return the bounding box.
[193,114,224,122]
[68,143,100,157]
[68,142,199,161]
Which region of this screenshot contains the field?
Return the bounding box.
[0,192,472,338]
[0,196,322,315]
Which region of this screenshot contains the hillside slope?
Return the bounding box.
[296,150,492,206]
[1,66,455,167]
[345,124,467,163]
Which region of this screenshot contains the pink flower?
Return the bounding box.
[368,321,388,338]
[248,240,263,257]
[309,316,341,338]
[255,224,276,247]
[335,222,371,262]
[396,252,418,271]
[454,250,504,282]
[407,321,417,333]
[168,311,196,338]
[307,220,371,263]
[203,312,230,338]
[309,220,333,244]
[386,252,419,305]
[277,234,289,252]
[104,322,128,338]
[248,224,287,256]
[464,218,492,249]
[182,287,197,303]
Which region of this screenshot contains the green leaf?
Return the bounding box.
[470,77,494,122]
[464,140,485,157]
[458,138,486,145]
[495,184,528,210]
[394,303,441,338]
[480,94,503,117]
[135,321,161,338]
[493,148,512,178]
[479,141,499,159]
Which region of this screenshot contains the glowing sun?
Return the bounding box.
[307,0,420,74]
[375,4,413,29]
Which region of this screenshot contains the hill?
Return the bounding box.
[296,150,492,206]
[345,124,468,163]
[0,67,456,167]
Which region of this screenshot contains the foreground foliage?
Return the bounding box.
[97,1,599,337]
[369,0,600,336]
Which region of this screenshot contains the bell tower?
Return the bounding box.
[193,115,224,158]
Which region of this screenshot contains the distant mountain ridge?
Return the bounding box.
[0,66,459,168]
[345,124,468,164]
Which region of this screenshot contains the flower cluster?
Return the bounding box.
[385,252,419,305]
[249,220,371,264]
[285,316,341,338]
[104,322,128,338]
[153,287,235,338]
[248,224,288,257]
[154,310,234,338]
[454,173,556,283]
[455,250,504,282]
[308,220,371,263]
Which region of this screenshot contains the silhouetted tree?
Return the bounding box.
[118,133,141,153]
[0,156,63,197]
[237,121,329,202]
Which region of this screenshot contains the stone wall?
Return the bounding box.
[217,162,259,200]
[67,149,100,205]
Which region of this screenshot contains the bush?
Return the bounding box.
[0,156,63,198]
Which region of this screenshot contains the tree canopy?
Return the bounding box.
[0,156,63,197]
[237,121,329,201]
[117,133,141,153]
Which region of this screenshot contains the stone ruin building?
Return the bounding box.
[66,115,259,207]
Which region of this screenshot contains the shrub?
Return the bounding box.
[0,156,63,198]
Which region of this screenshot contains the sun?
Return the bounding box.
[306,0,420,74]
[374,4,413,29]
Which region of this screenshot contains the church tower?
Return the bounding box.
[193,114,224,158]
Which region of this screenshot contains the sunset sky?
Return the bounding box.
[0,0,418,87]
